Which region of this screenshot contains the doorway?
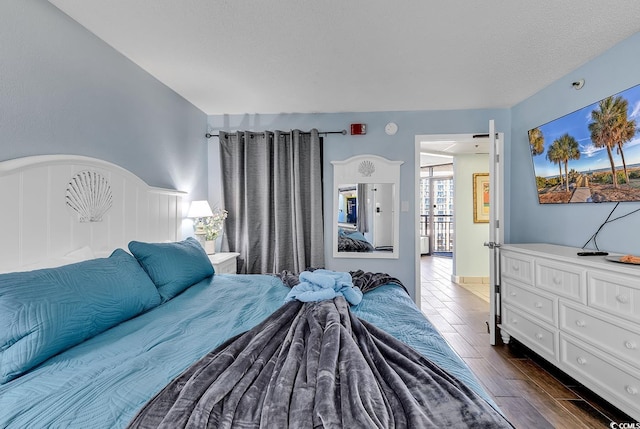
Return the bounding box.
[415,128,504,346]
[415,134,491,295]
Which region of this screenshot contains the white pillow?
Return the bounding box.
[48,246,97,267]
[62,246,96,262]
[2,246,96,273]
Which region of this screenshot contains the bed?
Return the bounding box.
[0,156,511,428]
[337,228,375,252]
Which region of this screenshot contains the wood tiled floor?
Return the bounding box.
[420,255,636,428]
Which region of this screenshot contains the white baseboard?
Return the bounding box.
[452,275,490,285]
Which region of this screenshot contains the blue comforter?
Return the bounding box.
[0,274,492,428]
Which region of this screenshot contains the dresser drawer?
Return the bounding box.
[560,301,640,369]
[536,259,586,303]
[503,305,557,361]
[503,278,556,326]
[501,251,534,285]
[588,271,640,324]
[560,334,640,420]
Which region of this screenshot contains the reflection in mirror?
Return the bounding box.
[337,183,394,253]
[331,155,403,259]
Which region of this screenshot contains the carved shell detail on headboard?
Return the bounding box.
[357,160,375,177]
[65,171,113,223]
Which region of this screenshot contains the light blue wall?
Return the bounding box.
[208,110,510,297]
[0,0,208,199]
[510,32,640,254]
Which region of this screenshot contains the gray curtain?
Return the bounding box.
[219,129,324,274]
[356,183,369,233]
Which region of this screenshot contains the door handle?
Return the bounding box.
[484,242,502,249]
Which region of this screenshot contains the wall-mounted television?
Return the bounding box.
[528,83,640,204]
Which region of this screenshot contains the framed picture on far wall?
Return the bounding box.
[473,173,490,223]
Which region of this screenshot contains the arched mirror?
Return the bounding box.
[331,155,403,258]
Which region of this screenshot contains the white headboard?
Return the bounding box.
[0,155,186,273]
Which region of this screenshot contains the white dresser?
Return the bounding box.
[500,243,640,421]
[208,252,240,274]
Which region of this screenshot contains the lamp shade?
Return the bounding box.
[187,200,213,218]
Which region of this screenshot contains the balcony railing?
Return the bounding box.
[420,214,453,253]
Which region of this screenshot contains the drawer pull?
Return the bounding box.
[534,302,543,309]
[575,319,586,328]
[624,341,637,350]
[511,318,518,325]
[552,276,561,285]
[512,264,520,272]
[535,333,543,340]
[616,295,629,304]
[625,385,638,395]
[576,357,587,365]
[510,291,517,297]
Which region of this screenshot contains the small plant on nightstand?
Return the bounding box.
[203,208,228,254]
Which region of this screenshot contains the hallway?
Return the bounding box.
[419,255,633,428]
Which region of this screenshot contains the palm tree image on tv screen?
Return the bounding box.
[528,83,640,204]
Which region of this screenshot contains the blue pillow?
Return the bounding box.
[0,249,161,384]
[128,237,214,302]
[345,230,368,243]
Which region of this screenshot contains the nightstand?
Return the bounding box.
[208,252,240,274]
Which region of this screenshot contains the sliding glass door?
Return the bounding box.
[419,165,454,255]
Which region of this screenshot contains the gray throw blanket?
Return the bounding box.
[127,297,512,428]
[337,234,374,252]
[274,269,408,295]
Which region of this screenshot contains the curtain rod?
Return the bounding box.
[205,130,347,139]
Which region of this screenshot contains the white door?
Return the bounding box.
[372,183,393,248]
[487,120,504,345]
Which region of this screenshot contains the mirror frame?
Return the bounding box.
[331,155,403,258]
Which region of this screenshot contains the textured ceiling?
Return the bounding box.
[49,0,640,115]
